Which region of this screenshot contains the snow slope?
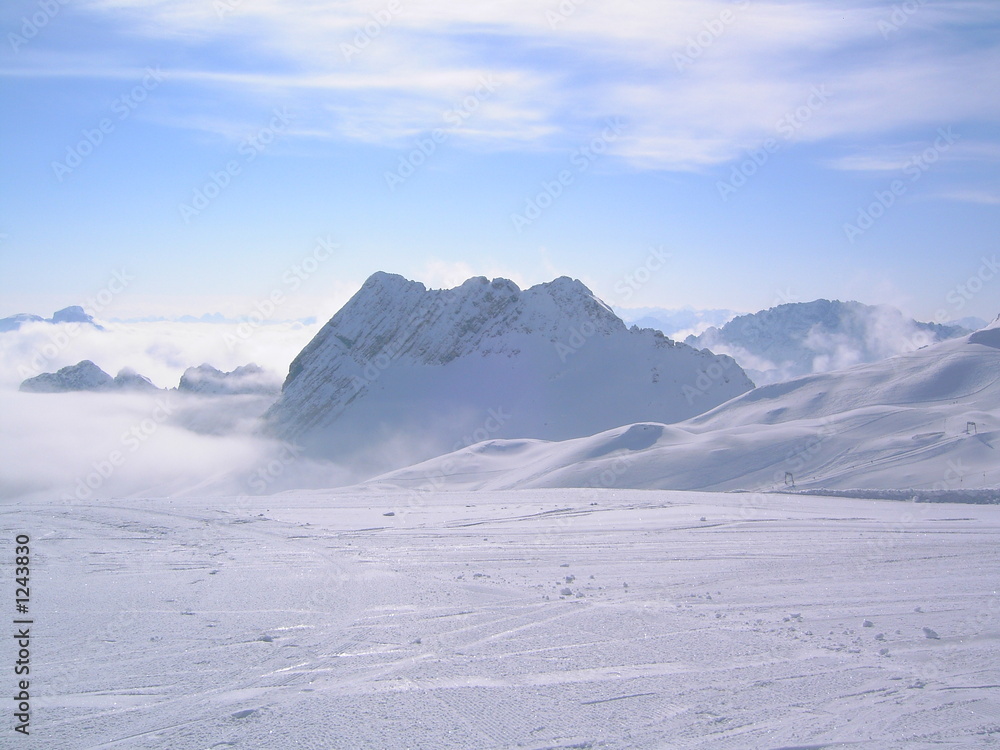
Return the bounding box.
[686,299,970,384]
[5,489,998,749]
[371,318,1000,493]
[264,273,752,478]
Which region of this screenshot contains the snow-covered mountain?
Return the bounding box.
[686,299,970,384]
[112,367,160,391]
[0,305,104,333]
[19,360,281,395]
[0,313,45,332]
[264,272,753,476]
[178,363,281,395]
[370,316,1000,493]
[19,360,158,392]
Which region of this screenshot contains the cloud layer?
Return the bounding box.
[6,0,998,173]
[0,319,347,501]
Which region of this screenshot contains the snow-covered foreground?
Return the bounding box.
[5,489,999,749]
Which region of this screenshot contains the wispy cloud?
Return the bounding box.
[0,319,317,391]
[826,139,1000,172]
[932,189,1000,206]
[4,0,999,170]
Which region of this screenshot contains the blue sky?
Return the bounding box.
[1,0,998,323]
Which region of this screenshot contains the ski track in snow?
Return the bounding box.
[2,489,999,749]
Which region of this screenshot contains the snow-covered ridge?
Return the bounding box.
[264,272,753,477]
[369,325,1000,493]
[19,360,158,393]
[0,305,104,333]
[968,312,1000,347]
[686,299,971,384]
[19,360,280,394]
[178,363,281,395]
[282,273,622,382]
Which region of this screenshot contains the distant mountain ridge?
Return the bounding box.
[264,272,753,478]
[19,360,157,393]
[19,361,280,395]
[685,299,971,384]
[0,305,104,333]
[178,363,281,395]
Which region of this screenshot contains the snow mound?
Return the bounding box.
[968,314,1000,348]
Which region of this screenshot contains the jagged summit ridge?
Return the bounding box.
[264,272,753,477]
[285,273,622,386]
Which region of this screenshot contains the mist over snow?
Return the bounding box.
[0,316,357,502]
[177,363,282,396]
[0,389,353,503]
[370,322,1000,494]
[0,292,991,504]
[0,317,319,391]
[686,300,972,385]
